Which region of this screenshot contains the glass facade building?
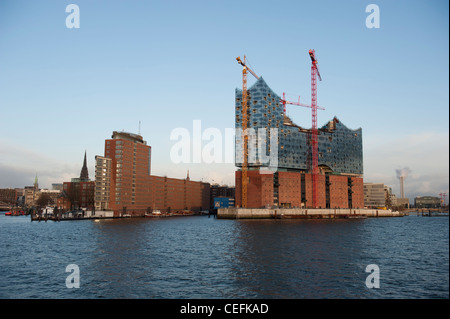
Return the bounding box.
[235,77,363,176]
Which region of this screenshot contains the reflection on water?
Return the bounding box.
[0,214,448,298]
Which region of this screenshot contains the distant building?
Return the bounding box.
[0,188,20,207]
[24,175,40,208]
[414,196,440,208]
[24,186,37,208]
[396,198,410,208]
[59,181,95,210]
[58,152,95,210]
[364,183,386,208]
[40,189,61,206]
[52,183,64,191]
[388,193,397,207]
[384,185,397,207]
[210,184,235,208]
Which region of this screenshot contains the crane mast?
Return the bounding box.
[236,56,259,208]
[309,49,322,208]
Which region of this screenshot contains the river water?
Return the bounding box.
[0,213,448,299]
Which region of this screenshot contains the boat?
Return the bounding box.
[173,210,194,216]
[144,210,164,217]
[5,210,24,216]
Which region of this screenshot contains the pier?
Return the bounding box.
[217,208,406,219]
[29,209,210,221]
[30,210,116,222]
[403,208,449,217]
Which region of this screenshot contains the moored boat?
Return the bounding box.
[5,210,24,216]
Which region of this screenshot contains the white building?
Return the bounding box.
[94,155,112,211]
[364,183,386,208]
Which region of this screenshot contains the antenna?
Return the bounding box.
[138,121,141,135]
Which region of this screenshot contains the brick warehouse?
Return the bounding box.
[235,77,364,209]
[95,131,210,216]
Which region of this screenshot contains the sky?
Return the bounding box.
[0,0,448,204]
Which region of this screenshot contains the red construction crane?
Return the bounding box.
[280,92,325,114]
[281,51,323,208]
[309,49,322,208]
[236,56,259,208]
[280,91,325,209]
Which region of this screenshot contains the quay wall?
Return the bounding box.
[217,208,405,219]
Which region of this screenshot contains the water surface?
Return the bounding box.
[0,214,448,298]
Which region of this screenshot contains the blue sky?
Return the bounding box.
[0,0,448,203]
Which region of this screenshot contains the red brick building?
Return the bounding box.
[58,181,95,210]
[235,170,364,209]
[58,152,95,210]
[100,131,210,216]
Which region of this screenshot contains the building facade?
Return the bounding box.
[58,153,95,210]
[364,183,386,208]
[235,77,364,208]
[94,155,112,211]
[98,131,210,216]
[210,184,235,208]
[0,188,19,207]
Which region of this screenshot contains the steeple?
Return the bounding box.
[186,169,190,181]
[34,173,39,191]
[80,151,89,181]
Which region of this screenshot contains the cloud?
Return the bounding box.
[364,131,449,200]
[0,140,81,189]
[395,167,411,179]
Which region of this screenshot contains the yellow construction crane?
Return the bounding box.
[236,56,259,208]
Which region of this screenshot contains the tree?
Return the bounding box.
[36,193,53,210]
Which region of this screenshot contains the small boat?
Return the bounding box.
[144,210,163,217]
[5,210,24,216]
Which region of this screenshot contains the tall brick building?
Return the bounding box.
[97,131,210,216]
[235,77,364,209]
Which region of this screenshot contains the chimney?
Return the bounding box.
[400,176,405,198]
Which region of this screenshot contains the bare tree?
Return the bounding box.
[36,193,53,210]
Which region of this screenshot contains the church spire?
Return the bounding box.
[80,151,89,181]
[34,173,39,191]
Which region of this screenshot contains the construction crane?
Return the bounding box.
[309,49,322,208]
[279,50,323,208]
[280,92,325,115]
[236,56,259,208]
